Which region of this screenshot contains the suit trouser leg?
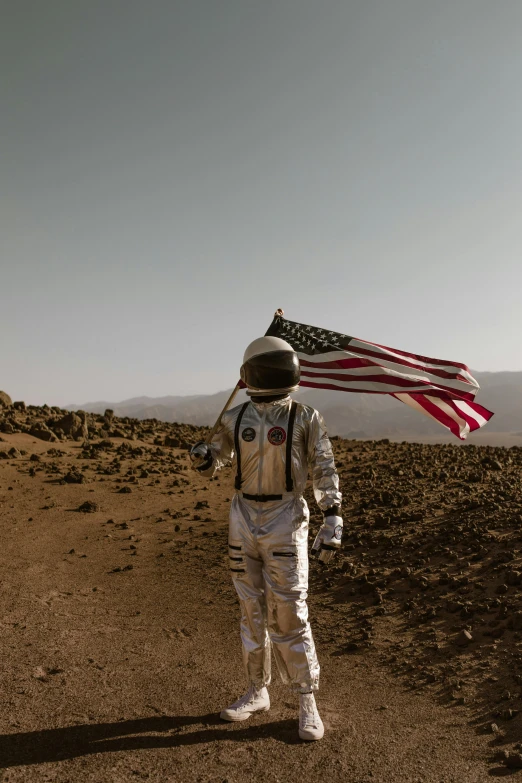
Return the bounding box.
[263,533,320,693]
[229,536,271,689]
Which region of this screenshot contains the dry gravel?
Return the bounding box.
[1,402,521,781]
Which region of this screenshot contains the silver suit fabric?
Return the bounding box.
[200,395,342,692]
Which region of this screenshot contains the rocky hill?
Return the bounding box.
[67,370,522,446]
[0,391,208,451]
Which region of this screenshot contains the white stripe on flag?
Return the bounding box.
[453,400,489,429]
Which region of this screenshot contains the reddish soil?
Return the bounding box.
[1,404,521,781]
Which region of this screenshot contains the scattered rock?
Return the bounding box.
[78,501,99,513]
[456,630,473,647]
[63,470,86,484]
[505,752,522,769]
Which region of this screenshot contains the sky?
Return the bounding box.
[1,0,521,407]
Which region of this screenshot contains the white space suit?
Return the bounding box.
[190,335,342,740]
[199,395,341,692]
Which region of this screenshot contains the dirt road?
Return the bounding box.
[0,432,507,781]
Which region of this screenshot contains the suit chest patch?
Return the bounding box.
[242,427,256,442]
[267,426,286,446]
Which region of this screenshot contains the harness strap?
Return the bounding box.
[234,402,250,490]
[242,493,283,502]
[285,400,298,492]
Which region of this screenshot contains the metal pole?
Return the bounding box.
[204,381,242,445]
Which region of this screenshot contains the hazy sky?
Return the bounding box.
[2,0,521,406]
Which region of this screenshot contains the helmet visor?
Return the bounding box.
[241,350,300,392]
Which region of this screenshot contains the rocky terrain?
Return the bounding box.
[1,389,522,780]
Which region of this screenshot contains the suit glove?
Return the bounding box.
[312,508,343,564]
[189,441,213,471]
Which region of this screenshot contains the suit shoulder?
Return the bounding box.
[221,401,251,427]
[297,402,321,419]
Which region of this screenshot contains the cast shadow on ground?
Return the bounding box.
[0,713,300,768]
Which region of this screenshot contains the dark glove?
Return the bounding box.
[312,507,343,563]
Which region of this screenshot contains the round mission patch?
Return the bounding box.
[267,426,287,446]
[242,427,256,442]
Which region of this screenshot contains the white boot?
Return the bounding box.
[299,692,324,740]
[220,685,270,722]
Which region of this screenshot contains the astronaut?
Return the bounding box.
[190,335,342,740]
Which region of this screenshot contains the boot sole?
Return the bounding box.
[299,728,324,741]
[220,705,270,722]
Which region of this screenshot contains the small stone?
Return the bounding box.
[505,752,522,769]
[63,470,85,484]
[455,630,473,646]
[78,501,99,513]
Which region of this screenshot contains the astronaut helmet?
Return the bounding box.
[241,335,300,397]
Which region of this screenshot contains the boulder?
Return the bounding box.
[53,412,88,440]
[30,424,58,443]
[0,391,12,408]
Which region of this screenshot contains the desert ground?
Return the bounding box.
[1,399,522,781]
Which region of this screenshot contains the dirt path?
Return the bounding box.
[0,434,499,781]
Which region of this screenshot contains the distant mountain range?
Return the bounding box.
[68,371,522,447]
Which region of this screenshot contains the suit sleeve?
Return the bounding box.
[197,413,235,478]
[306,409,342,512]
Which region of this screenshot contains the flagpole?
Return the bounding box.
[204,381,242,444]
[203,309,285,446]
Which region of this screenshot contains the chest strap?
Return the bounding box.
[285,401,298,492]
[234,402,250,490]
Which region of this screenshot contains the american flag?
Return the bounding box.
[265,313,493,440]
